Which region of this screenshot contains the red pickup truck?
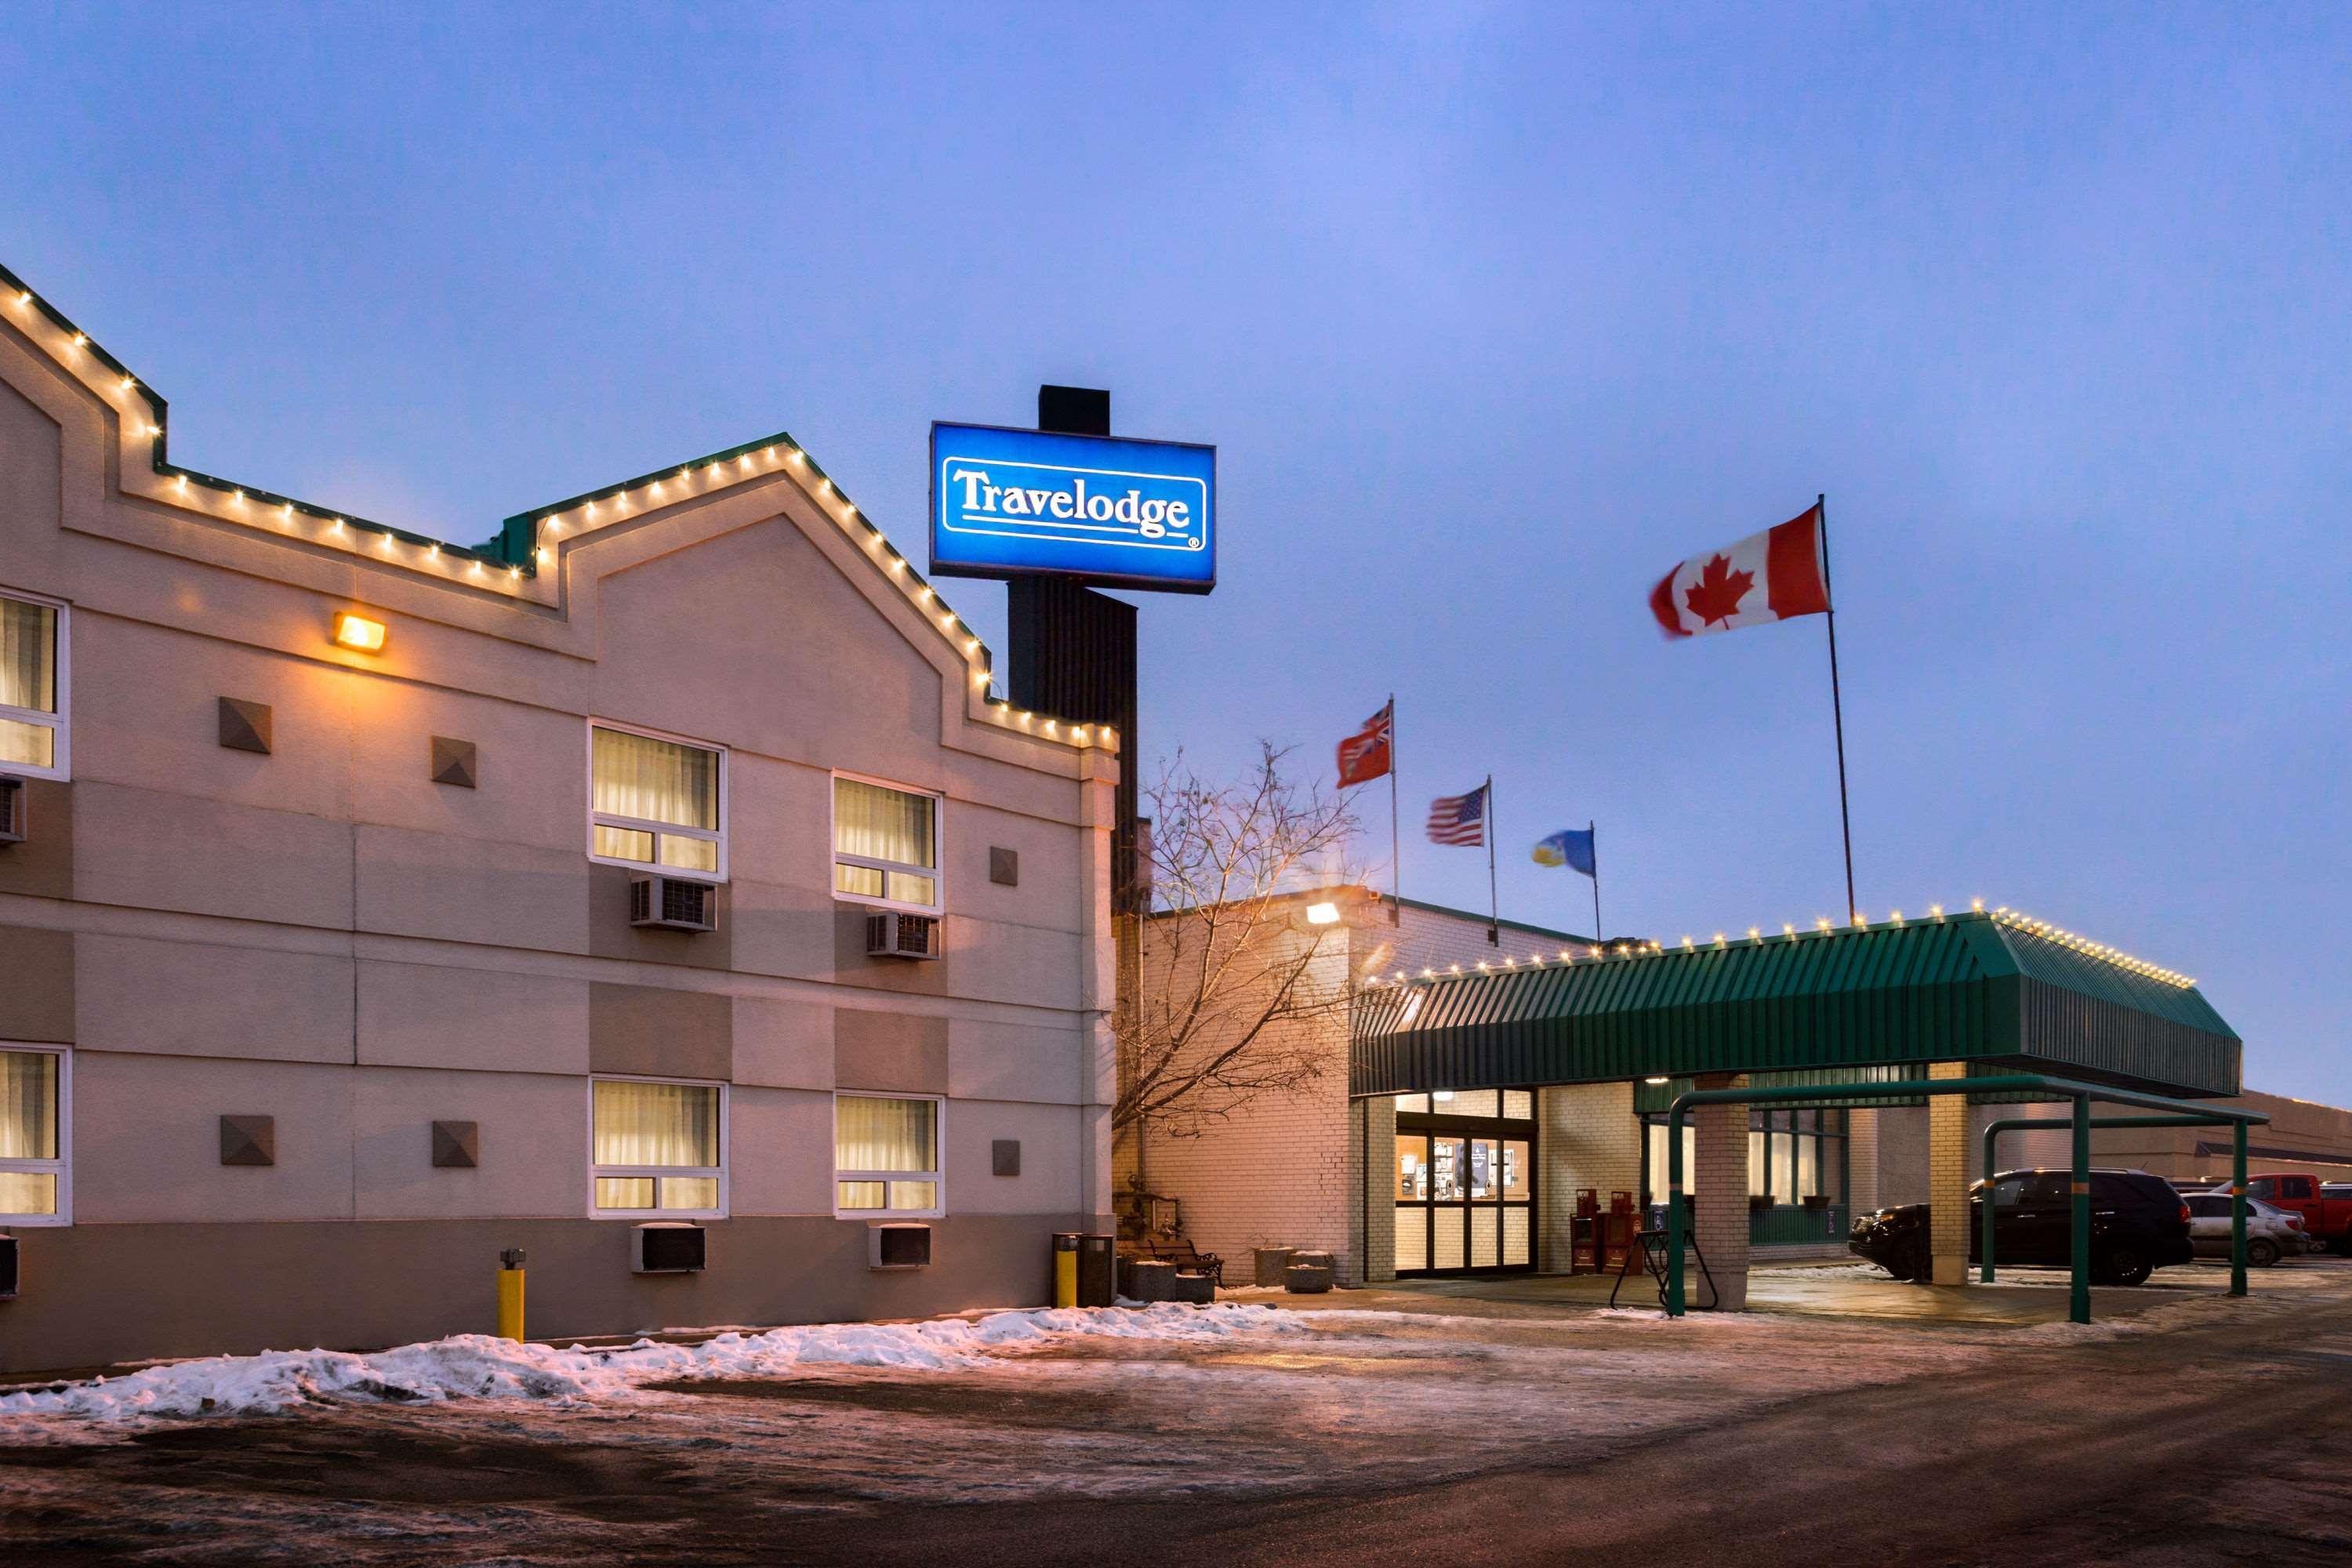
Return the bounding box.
[2234,1174,2352,1253]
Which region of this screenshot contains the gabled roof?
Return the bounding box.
[0,259,1112,757]
[1352,908,2240,1101]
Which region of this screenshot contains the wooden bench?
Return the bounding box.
[1120,1233,1224,1288]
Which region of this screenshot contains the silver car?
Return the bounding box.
[2181,1191,2307,1266]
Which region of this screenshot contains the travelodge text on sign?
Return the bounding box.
[927,423,1216,593]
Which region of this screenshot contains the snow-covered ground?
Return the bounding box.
[0,1302,1308,1428]
[0,1277,2330,1566]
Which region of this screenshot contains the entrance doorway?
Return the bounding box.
[1392,1089,1537,1276]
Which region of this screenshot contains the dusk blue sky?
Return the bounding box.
[5,7,2346,1098]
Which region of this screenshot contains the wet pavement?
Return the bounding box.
[1358,1253,2295,1325]
[3,1258,2347,1566]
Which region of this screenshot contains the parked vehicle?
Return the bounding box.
[1849,1167,2194,1285]
[2228,1174,2352,1254]
[2180,1192,2305,1266]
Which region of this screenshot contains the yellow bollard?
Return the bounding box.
[1053,1233,1078,1308]
[497,1247,527,1341]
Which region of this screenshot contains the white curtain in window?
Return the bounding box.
[834,779,934,868]
[593,1080,717,1168]
[593,728,717,830]
[0,1051,56,1161]
[836,1095,936,1172]
[0,599,54,716]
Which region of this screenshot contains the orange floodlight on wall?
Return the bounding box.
[332,612,387,652]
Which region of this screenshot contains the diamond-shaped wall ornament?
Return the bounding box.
[430,735,477,789]
[219,1114,276,1167]
[989,847,1019,887]
[431,1120,479,1168]
[217,697,273,754]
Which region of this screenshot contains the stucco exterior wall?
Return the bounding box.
[0,285,1116,1373]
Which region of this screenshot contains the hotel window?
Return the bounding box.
[0,590,67,780]
[590,1077,724,1218]
[834,1093,943,1216]
[589,722,725,878]
[833,775,941,912]
[0,1046,68,1225]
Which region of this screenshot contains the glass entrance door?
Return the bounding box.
[1392,1090,1537,1276]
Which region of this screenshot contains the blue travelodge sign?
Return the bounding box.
[927,423,1216,594]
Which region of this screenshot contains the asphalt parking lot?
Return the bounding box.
[5,1258,2350,1566]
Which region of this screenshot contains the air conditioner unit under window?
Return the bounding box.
[869,1221,932,1270]
[631,1221,706,1274]
[630,873,717,932]
[866,910,940,960]
[0,776,24,845]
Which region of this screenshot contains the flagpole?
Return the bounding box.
[1817,492,1857,922]
[1589,819,1601,940]
[1484,774,1498,945]
[1387,695,1400,925]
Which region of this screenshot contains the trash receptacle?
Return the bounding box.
[1052,1232,1080,1308]
[1077,1234,1116,1308]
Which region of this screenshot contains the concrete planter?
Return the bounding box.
[1118,1258,1174,1303]
[1285,1250,1337,1294]
[1283,1261,1334,1294]
[1252,1247,1297,1287]
[1165,1271,1216,1305]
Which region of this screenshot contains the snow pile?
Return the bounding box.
[0,1302,1305,1428]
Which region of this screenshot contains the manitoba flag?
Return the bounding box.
[1650,504,1831,638]
[1336,701,1393,787]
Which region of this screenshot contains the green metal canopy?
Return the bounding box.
[1351,910,2240,1101]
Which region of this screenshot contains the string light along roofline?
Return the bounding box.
[0,259,1110,755]
[1357,903,2194,991]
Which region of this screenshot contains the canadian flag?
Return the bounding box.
[1650,504,1831,638]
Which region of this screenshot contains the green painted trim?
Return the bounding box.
[1751,1204,1848,1247]
[0,260,521,575]
[0,262,982,630]
[1356,912,2240,1102]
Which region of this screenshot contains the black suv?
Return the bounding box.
[1849,1167,2194,1286]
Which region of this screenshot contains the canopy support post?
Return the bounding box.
[2070,1096,2092,1326]
[1667,1107,1686,1318]
[2230,1121,2249,1298]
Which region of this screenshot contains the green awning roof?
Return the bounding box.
[1352,911,2240,1101]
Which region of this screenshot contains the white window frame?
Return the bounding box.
[0,586,69,782]
[829,769,944,916]
[586,1073,729,1221]
[0,1043,71,1227]
[832,1091,946,1219]
[586,718,729,884]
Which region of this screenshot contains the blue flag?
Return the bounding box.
[1532,828,1596,877]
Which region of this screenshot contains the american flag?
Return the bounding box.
[1426,782,1487,846]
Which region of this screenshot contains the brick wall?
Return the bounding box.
[1539,1083,1640,1272]
[1123,893,1582,1287]
[1849,1107,1882,1213]
[1873,1104,1929,1208]
[1927,1062,1970,1285]
[1690,1074,1751,1308]
[1353,1094,1398,1283]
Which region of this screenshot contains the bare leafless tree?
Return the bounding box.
[1115,742,1363,1138]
